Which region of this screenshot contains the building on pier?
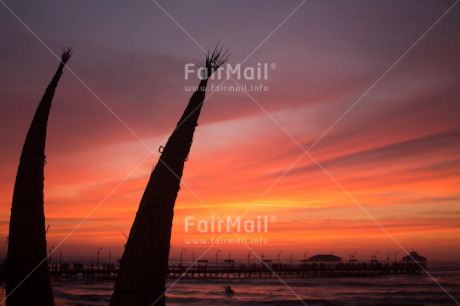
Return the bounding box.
[402,251,427,267]
[307,254,342,264]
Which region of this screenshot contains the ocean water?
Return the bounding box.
[52,271,460,306]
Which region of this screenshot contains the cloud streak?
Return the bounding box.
[1,0,459,261]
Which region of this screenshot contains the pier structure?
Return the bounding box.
[166,261,426,279]
[1,251,427,281]
[43,256,426,280]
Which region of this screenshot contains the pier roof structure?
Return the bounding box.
[307,254,342,263]
[402,251,427,263]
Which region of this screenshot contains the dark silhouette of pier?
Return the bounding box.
[167,261,426,279]
[0,251,427,282]
[41,260,426,281]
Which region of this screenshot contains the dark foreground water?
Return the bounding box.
[52,271,460,306]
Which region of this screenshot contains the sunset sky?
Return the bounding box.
[1,0,459,264]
